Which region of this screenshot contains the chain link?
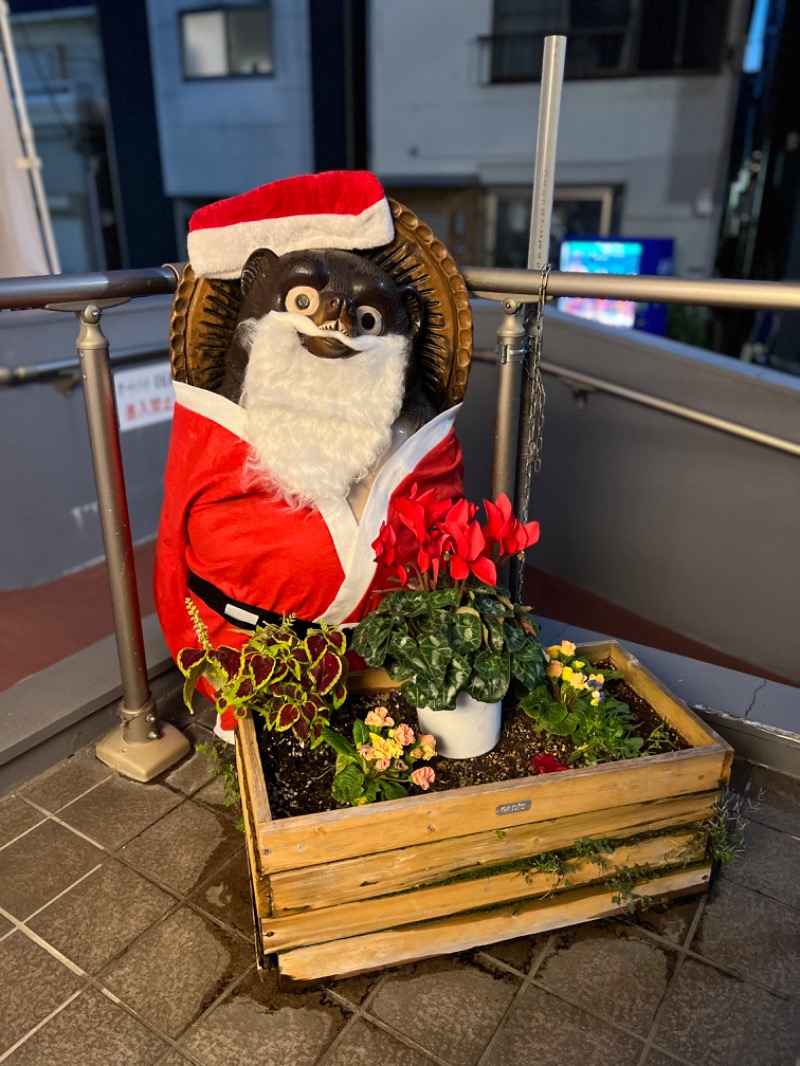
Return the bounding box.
[520,262,550,517]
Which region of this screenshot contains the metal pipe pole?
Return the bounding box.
[46,298,189,780]
[465,267,800,312]
[0,0,61,273]
[74,303,153,734]
[490,298,527,501]
[509,34,566,600]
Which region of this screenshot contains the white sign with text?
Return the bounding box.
[114,361,175,432]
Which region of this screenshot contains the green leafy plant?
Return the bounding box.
[352,488,546,710]
[520,641,651,765]
[607,864,654,913]
[701,789,756,865]
[196,740,244,831]
[178,598,347,747]
[321,705,437,805]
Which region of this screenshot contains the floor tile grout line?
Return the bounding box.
[19,801,111,851]
[719,870,800,914]
[353,1008,456,1066]
[16,862,105,924]
[0,905,92,978]
[17,770,115,817]
[475,937,559,1066]
[96,986,208,1066]
[678,942,798,1002]
[525,973,651,1048]
[0,988,85,1064]
[0,813,48,853]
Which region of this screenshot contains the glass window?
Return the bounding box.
[181,5,273,79]
[486,0,729,81]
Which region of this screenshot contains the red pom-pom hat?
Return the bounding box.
[187,170,394,279]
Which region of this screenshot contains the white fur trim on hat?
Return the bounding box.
[188,197,394,280]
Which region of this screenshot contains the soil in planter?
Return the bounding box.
[254,665,688,820]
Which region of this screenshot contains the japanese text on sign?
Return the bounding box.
[114,361,175,432]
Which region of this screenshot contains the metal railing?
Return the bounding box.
[2,262,800,772]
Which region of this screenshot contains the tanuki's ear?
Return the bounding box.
[241,248,279,298]
[399,286,424,340]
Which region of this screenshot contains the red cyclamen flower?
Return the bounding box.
[372,523,409,586]
[482,493,540,557]
[531,752,569,775]
[443,499,497,585]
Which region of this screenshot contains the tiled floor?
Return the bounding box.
[1,721,799,1066]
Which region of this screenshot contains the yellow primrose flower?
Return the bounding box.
[560,640,577,656]
[547,661,563,678]
[569,672,587,691]
[353,796,368,806]
[546,645,563,659]
[560,666,574,683]
[370,733,403,760]
[572,660,585,669]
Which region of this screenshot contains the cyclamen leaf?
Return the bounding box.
[452,610,482,653]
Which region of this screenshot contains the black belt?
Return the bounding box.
[187,570,315,638]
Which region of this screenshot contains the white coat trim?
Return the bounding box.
[315,405,461,624]
[173,380,246,438]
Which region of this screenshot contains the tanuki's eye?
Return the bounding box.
[286,286,320,315]
[356,306,383,335]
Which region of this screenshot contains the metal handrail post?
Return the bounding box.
[46,298,189,779]
[74,302,153,738]
[490,298,528,502]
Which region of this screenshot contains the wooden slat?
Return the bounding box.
[347,668,400,694]
[277,864,710,984]
[269,789,717,914]
[238,713,273,838]
[256,747,727,873]
[235,724,272,919]
[262,831,705,952]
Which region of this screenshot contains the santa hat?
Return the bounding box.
[187,171,394,280]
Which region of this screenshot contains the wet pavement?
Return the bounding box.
[1,714,799,1066]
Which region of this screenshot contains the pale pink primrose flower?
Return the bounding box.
[411,767,435,790]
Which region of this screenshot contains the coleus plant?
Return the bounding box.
[352,488,546,710]
[178,598,347,747]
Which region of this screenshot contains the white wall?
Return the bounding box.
[370,0,742,276]
[146,0,313,199]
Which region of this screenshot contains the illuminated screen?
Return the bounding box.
[558,240,644,329]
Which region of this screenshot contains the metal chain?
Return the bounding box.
[520,262,550,516]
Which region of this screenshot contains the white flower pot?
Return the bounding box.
[416,692,502,759]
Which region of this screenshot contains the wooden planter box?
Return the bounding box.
[235,641,732,987]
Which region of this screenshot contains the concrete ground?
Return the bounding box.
[1,712,799,1066]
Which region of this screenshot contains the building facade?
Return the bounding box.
[369,0,749,278]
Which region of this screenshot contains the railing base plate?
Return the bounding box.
[95,721,190,782]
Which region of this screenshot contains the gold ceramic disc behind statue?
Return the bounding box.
[169,199,472,412]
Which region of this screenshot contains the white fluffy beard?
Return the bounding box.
[239,311,410,511]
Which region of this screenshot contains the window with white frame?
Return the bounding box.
[181,5,273,79]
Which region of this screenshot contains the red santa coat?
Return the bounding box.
[155,381,464,663]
